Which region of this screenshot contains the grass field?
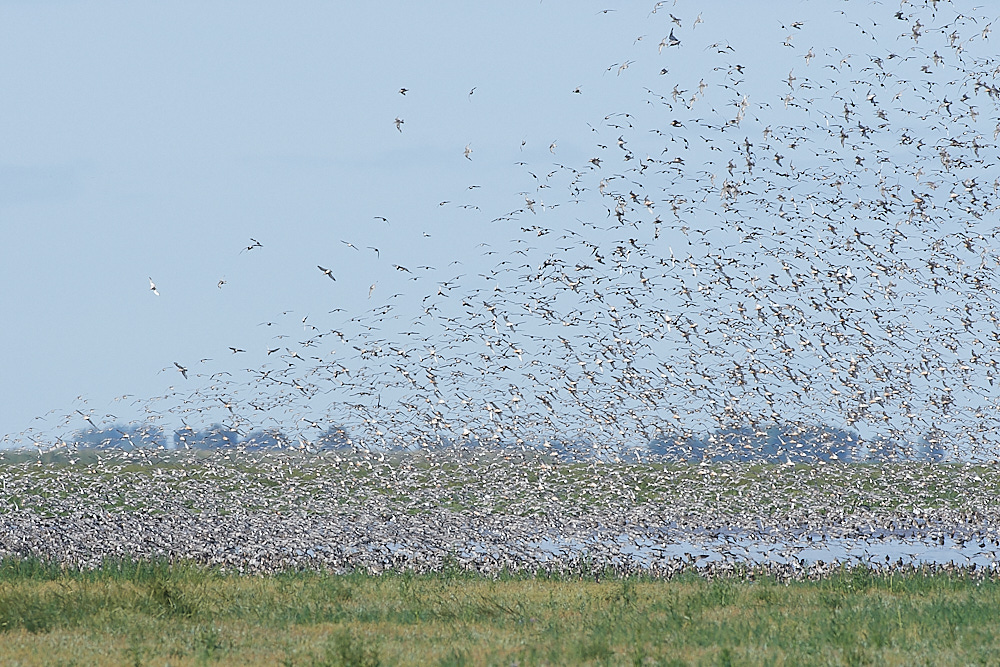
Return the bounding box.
[0,558,997,666]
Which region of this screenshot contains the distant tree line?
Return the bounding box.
[72,423,167,451]
[68,421,949,461]
[69,423,353,451]
[647,423,949,463]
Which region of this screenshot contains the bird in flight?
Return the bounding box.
[75,410,98,430]
[394,117,404,132]
[173,362,188,379]
[242,238,263,253]
[148,278,159,296]
[398,87,408,95]
[318,266,336,280]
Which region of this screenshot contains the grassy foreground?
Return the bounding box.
[0,560,996,665]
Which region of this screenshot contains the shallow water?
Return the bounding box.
[618,534,998,569]
[451,529,1000,571]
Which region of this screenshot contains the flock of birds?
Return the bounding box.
[130,0,1000,462]
[2,448,998,575]
[5,0,1000,573]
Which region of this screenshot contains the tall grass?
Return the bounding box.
[0,557,997,665]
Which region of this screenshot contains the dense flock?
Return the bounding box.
[2,450,999,576]
[142,0,1000,460]
[6,0,1000,573]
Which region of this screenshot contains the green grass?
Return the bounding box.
[0,558,997,665]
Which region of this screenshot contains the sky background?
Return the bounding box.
[3,1,997,451]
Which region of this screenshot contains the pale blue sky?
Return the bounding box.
[2,0,632,439]
[4,1,997,453]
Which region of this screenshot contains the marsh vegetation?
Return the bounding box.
[0,558,997,665]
